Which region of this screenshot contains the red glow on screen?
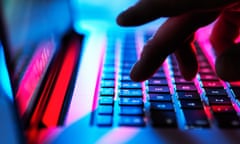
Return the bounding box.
[42,38,80,126]
[16,40,54,116]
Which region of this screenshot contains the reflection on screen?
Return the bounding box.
[0,43,13,100]
[16,39,56,116]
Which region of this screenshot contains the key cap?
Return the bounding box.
[180,100,203,109]
[119,106,144,115]
[120,69,131,74]
[199,68,214,74]
[199,74,219,81]
[214,113,240,128]
[119,89,142,97]
[150,111,177,127]
[97,115,113,126]
[148,86,170,93]
[98,105,113,115]
[100,88,114,96]
[151,73,166,79]
[208,96,232,105]
[102,73,115,80]
[103,67,115,73]
[150,102,174,111]
[101,80,115,88]
[99,97,114,105]
[202,81,224,89]
[205,89,228,96]
[119,82,141,89]
[119,116,145,126]
[147,79,168,86]
[148,94,172,102]
[174,77,194,84]
[120,74,132,81]
[176,84,197,92]
[177,92,200,100]
[119,98,143,106]
[183,109,209,127]
[211,105,236,113]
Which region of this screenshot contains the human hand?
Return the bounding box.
[117,0,240,82]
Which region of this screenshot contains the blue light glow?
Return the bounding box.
[71,0,137,26]
[0,43,13,101]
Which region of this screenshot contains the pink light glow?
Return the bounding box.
[135,31,147,102]
[65,33,107,125]
[91,38,107,112]
[16,40,55,116]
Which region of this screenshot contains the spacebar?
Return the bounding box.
[41,32,82,127]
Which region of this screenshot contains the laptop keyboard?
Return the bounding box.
[94,31,240,129]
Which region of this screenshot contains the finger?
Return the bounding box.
[211,7,240,81]
[174,35,198,81]
[210,8,240,56]
[117,0,236,26]
[130,12,218,82]
[215,46,240,81]
[117,0,161,26]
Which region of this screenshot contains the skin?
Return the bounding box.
[117,0,240,82]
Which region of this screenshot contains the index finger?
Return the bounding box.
[130,11,219,81]
[117,0,237,26]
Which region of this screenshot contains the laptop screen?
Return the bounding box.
[0,0,72,125]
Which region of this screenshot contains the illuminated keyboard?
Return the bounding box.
[94,31,240,129]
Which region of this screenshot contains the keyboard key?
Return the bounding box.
[176,84,197,91]
[119,89,142,97]
[202,81,224,89]
[151,73,166,79]
[99,97,114,105]
[214,113,240,128]
[148,86,170,93]
[174,77,194,84]
[208,96,232,105]
[119,82,142,89]
[102,73,115,80]
[198,68,214,74]
[101,80,115,88]
[148,94,172,102]
[147,79,168,86]
[182,109,209,127]
[97,115,113,126]
[119,98,143,106]
[120,74,132,81]
[199,74,219,81]
[211,105,236,113]
[103,67,115,73]
[180,100,203,109]
[119,116,145,126]
[98,105,113,115]
[150,102,174,111]
[119,106,144,115]
[177,92,200,100]
[150,111,177,127]
[205,89,228,96]
[100,88,114,96]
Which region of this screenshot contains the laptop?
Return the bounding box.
[1,0,240,144]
